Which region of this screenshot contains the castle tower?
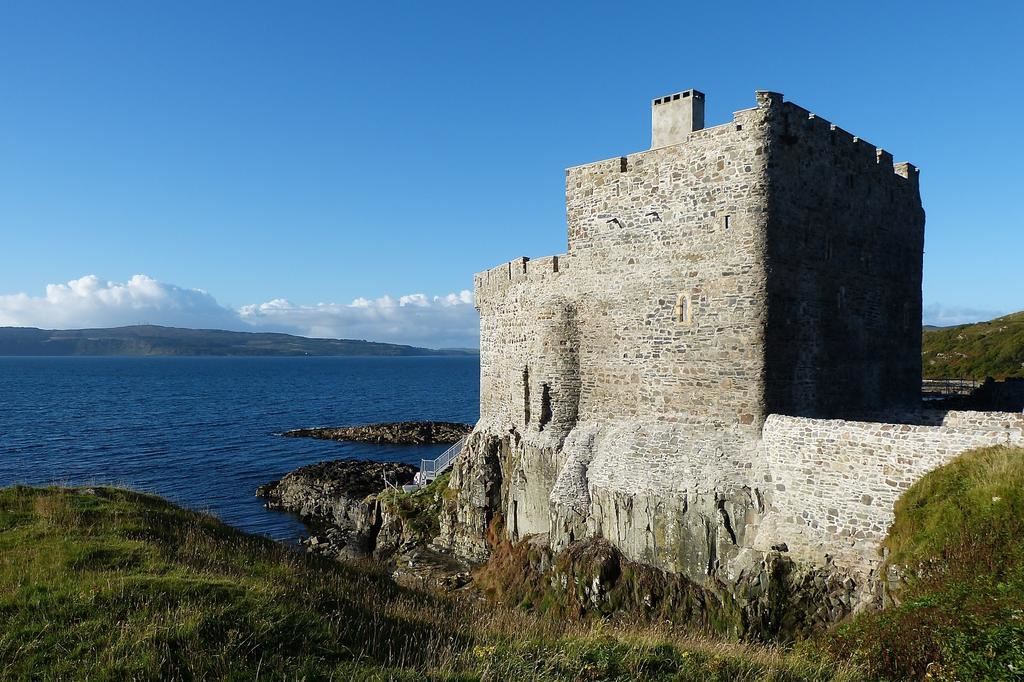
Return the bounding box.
[558,89,924,425]
[455,88,927,586]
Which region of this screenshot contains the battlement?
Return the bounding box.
[567,91,918,193]
[569,95,765,177]
[474,254,568,307]
[775,99,918,186]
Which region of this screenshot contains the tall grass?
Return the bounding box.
[7,447,1024,679]
[0,485,858,681]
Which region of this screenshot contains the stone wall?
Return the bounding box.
[475,255,577,436]
[563,101,772,430]
[761,412,1024,574]
[940,409,1024,430]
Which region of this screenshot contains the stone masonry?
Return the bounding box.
[441,88,1023,616]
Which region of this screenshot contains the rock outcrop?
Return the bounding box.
[257,458,473,588]
[281,421,472,445]
[437,431,507,562]
[437,422,886,638]
[474,530,860,642]
[257,458,416,558]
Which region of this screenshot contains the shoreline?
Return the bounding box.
[280,421,472,445]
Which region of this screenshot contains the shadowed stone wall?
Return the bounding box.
[762,92,925,417]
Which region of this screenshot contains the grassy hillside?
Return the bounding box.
[826,446,1024,680]
[0,486,854,681]
[922,311,1024,379]
[0,325,478,356]
[5,446,1023,680]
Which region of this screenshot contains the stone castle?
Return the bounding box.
[441,89,1024,619]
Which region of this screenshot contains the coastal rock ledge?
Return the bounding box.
[257,458,472,589]
[281,421,472,445]
[256,459,416,557]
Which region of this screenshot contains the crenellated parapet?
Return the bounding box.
[772,98,919,188]
[473,254,569,310]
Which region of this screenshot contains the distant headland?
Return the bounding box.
[0,325,479,357]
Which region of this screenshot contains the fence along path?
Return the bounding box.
[417,436,467,484]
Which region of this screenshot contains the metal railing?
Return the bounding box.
[922,378,983,400]
[419,435,467,483]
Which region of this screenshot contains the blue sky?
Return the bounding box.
[0,1,1021,347]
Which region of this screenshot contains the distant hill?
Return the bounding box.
[0,325,479,357]
[922,311,1024,379]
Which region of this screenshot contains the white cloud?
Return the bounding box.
[7,277,1006,347]
[0,275,241,331]
[237,290,479,348]
[0,275,479,349]
[923,302,1005,327]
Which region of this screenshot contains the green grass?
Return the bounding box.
[825,446,1024,680]
[9,447,1023,680]
[0,485,858,681]
[922,311,1024,379]
[377,471,451,541]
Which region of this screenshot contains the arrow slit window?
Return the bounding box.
[675,294,692,325]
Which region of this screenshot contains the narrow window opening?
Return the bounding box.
[512,500,519,540]
[522,367,531,425]
[735,124,743,131]
[675,294,692,325]
[539,384,553,431]
[724,215,731,230]
[674,93,681,100]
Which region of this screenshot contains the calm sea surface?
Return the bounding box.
[0,356,479,542]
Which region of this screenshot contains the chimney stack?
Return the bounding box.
[651,89,705,148]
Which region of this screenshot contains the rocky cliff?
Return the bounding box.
[437,408,1024,639]
[436,425,867,640]
[257,458,417,558]
[257,458,471,587]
